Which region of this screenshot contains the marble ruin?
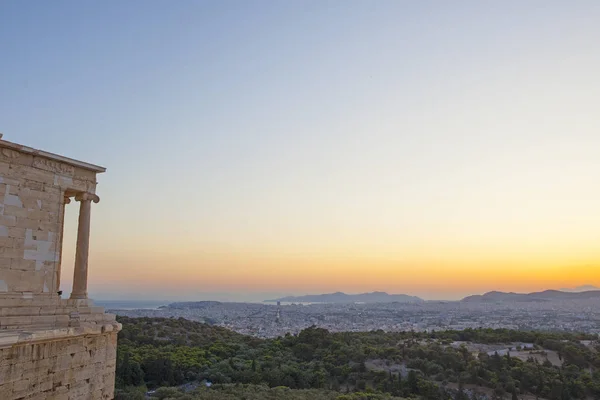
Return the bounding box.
[0,134,120,399]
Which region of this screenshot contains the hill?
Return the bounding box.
[560,285,600,292]
[265,291,423,304]
[462,289,600,303]
[117,316,259,347]
[115,316,600,400]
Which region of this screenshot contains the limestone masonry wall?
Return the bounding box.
[0,137,120,400]
[0,144,96,298]
[0,331,118,400]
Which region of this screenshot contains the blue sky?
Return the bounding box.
[2,1,600,300]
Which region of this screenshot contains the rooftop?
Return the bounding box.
[0,133,106,173]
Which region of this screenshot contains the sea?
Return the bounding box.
[93,300,317,310]
[93,300,169,310]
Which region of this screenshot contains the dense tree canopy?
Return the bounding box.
[116,317,600,400]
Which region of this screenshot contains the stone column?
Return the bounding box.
[70,192,100,300]
[55,196,71,294]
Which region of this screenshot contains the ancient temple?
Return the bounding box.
[0,134,120,399]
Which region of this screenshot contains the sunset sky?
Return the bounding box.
[1,1,599,300]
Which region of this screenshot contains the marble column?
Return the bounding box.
[56,196,71,294]
[70,192,100,300]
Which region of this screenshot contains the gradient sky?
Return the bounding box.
[1,1,599,301]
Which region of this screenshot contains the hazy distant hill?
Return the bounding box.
[560,285,599,292]
[462,289,600,303]
[265,291,423,304]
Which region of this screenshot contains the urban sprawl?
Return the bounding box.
[111,299,600,338]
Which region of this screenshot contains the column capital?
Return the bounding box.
[75,192,100,203]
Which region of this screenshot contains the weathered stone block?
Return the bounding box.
[1,306,41,317]
[0,237,14,247]
[15,218,42,230]
[0,215,17,227]
[1,315,34,328]
[0,246,22,259]
[4,205,28,218]
[21,167,57,185]
[10,258,37,271]
[7,227,26,239]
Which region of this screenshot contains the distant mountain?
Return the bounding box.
[462,289,600,303]
[560,285,599,292]
[265,291,423,304]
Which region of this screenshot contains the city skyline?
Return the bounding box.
[2,1,600,300]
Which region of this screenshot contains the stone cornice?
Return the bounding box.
[0,322,122,349]
[0,136,106,173]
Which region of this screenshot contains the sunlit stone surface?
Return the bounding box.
[0,136,120,399]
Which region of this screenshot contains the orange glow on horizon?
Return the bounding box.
[79,243,600,299]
